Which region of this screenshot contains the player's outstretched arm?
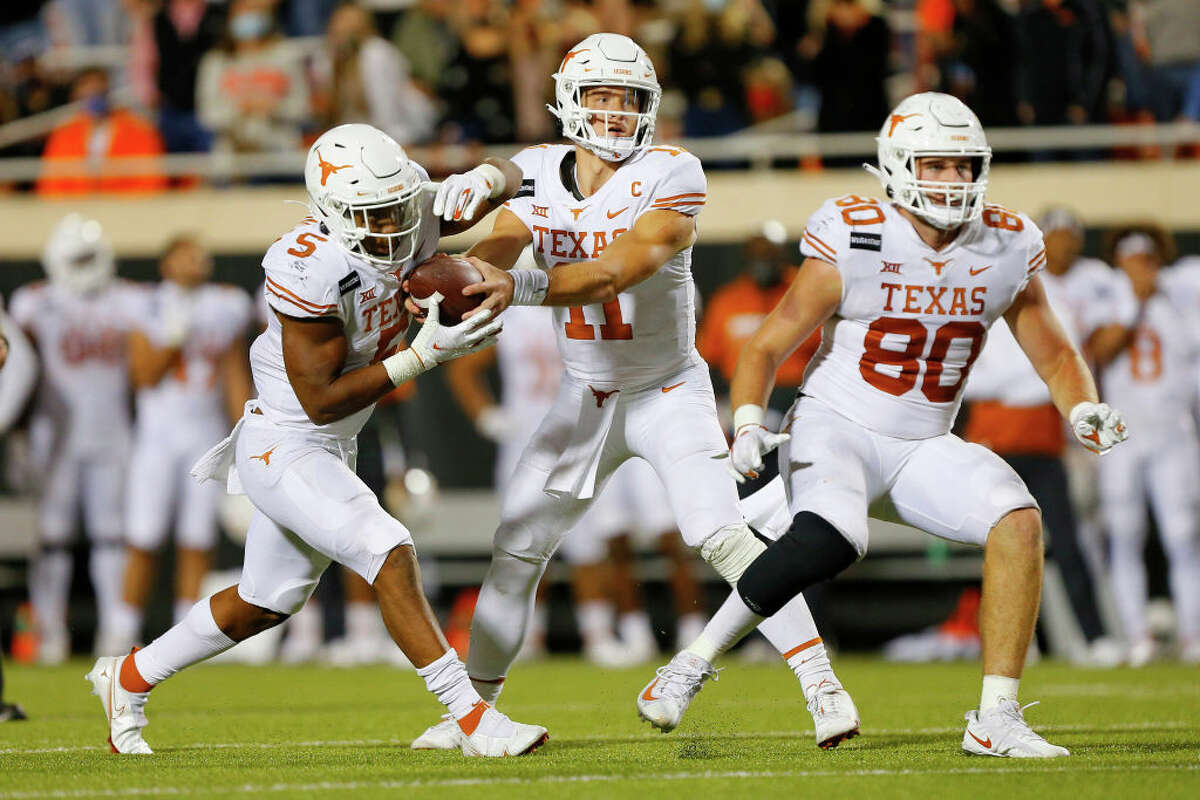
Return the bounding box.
[730,257,841,412]
[434,158,524,237]
[1004,274,1099,418]
[218,338,253,424]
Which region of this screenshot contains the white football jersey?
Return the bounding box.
[251,180,439,438]
[1051,257,1121,341]
[10,280,141,454]
[798,196,1044,439]
[1098,274,1200,441]
[505,144,705,387]
[130,282,253,434]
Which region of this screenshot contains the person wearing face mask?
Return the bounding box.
[38,67,167,195]
[310,2,435,146]
[196,0,309,155]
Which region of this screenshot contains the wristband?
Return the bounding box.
[510,268,549,306]
[474,163,506,199]
[383,347,430,387]
[732,404,765,431]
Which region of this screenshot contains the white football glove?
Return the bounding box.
[382,297,501,386]
[1070,401,1128,455]
[432,164,504,223]
[410,296,501,365]
[728,424,790,484]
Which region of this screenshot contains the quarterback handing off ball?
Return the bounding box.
[407,254,484,325]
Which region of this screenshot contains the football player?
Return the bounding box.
[111,236,254,649]
[411,33,859,752]
[10,216,142,663]
[1090,227,1200,666]
[639,93,1129,758]
[86,124,548,757]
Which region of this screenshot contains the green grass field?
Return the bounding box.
[1,656,1197,798]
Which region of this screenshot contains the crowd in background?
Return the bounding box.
[1,0,1199,188]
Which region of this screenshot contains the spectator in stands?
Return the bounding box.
[128,0,225,154]
[1014,0,1110,128]
[311,2,435,145]
[805,0,889,133]
[1132,0,1200,121]
[668,0,775,137]
[37,67,167,195]
[931,0,1019,128]
[284,0,338,37]
[195,0,309,154]
[390,0,455,94]
[45,0,126,47]
[436,0,514,143]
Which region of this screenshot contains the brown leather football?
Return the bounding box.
[406,254,484,326]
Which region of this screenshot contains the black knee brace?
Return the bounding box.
[737,511,858,617]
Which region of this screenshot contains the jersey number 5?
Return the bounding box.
[564,301,632,340]
[859,317,985,402]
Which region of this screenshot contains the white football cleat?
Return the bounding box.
[636,651,717,733]
[1128,638,1158,668]
[963,700,1069,758]
[411,714,462,750]
[85,651,152,754]
[457,702,548,757]
[805,680,861,749]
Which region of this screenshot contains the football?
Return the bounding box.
[406,253,484,326]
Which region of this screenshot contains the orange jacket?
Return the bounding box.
[38,110,167,195]
[698,271,821,386]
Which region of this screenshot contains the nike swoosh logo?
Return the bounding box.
[968,730,992,749]
[607,207,628,219]
[661,381,685,393]
[641,678,660,701]
[969,265,992,276]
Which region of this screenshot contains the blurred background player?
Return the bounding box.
[1090,225,1200,666]
[9,215,141,662]
[0,304,34,721]
[108,235,253,651]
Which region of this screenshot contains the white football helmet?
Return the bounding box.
[548,33,661,162]
[865,92,991,230]
[42,214,115,294]
[304,124,425,269]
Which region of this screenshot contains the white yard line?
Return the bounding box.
[0,764,1197,799]
[0,720,1190,756]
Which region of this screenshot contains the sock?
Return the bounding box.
[469,675,505,705]
[529,602,549,639]
[464,552,545,704]
[119,649,153,693]
[576,601,614,645]
[783,637,837,695]
[685,592,764,663]
[30,548,72,640]
[133,597,236,685]
[980,675,1020,712]
[619,611,655,648]
[416,648,483,720]
[346,602,381,643]
[172,600,193,626]
[88,542,125,634]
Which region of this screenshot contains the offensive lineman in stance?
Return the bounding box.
[86,124,548,757]
[638,93,1129,757]
[412,33,859,752]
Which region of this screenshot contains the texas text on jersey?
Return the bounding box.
[798,195,1045,439]
[504,143,705,388]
